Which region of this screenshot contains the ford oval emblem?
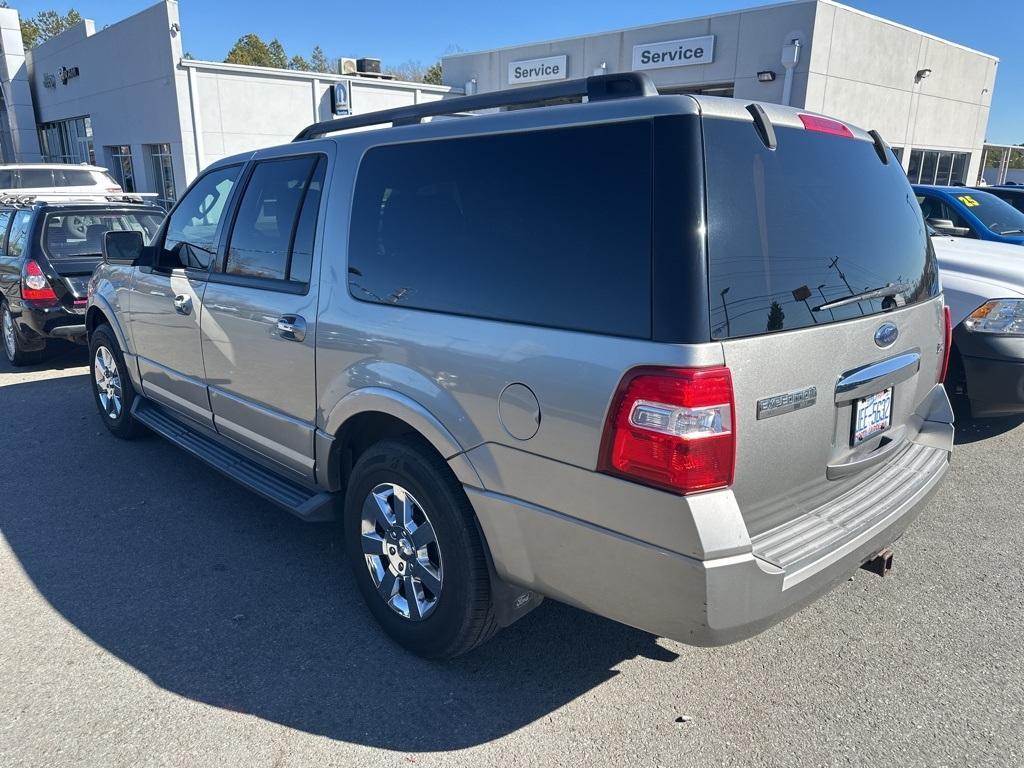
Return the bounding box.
[874,322,899,348]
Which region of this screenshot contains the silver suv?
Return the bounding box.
[87,74,954,659]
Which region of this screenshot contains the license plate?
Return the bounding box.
[852,388,892,446]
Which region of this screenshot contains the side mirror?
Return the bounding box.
[926,218,971,237]
[103,230,151,266]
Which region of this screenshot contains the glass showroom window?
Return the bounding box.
[905,148,972,185]
[105,145,136,192]
[38,116,96,165]
[146,143,177,209]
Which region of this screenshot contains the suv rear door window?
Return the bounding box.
[225,155,320,282]
[704,118,938,339]
[6,211,33,258]
[17,169,55,188]
[348,122,653,338]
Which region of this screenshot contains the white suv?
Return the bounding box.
[0,163,122,197]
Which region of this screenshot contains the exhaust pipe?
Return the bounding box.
[861,547,894,577]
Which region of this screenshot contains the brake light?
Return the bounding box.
[939,305,953,382]
[799,113,854,138]
[21,260,58,305]
[599,367,736,495]
[105,186,122,193]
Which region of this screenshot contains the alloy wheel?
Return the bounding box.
[2,308,15,361]
[93,345,123,419]
[360,482,444,621]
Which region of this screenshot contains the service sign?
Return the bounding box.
[508,55,568,85]
[632,35,715,70]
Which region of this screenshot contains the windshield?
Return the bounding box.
[43,211,164,259]
[704,119,938,339]
[951,190,1024,235]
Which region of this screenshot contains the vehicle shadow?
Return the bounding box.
[0,374,676,752]
[0,341,88,374]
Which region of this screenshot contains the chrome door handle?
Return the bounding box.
[276,315,306,342]
[173,294,192,315]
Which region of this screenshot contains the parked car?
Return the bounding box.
[87,73,953,659]
[914,184,1024,245]
[973,185,1024,215]
[930,227,1024,417]
[0,163,123,197]
[0,198,164,365]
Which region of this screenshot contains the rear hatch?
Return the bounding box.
[41,208,164,310]
[702,109,946,544]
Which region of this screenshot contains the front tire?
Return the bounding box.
[89,324,145,439]
[2,302,44,367]
[343,437,498,659]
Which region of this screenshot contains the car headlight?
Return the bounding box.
[963,300,1024,335]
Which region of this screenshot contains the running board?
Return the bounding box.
[132,398,335,521]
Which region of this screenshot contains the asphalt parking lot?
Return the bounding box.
[1,346,1022,768]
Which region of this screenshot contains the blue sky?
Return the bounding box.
[13,0,1023,142]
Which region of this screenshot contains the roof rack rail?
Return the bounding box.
[292,72,659,142]
[0,192,158,206]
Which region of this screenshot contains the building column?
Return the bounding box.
[0,8,43,161]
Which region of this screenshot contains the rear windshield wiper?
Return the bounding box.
[813,283,911,312]
[998,228,1024,235]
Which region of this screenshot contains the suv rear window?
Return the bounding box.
[43,211,164,260]
[348,122,653,338]
[704,118,938,339]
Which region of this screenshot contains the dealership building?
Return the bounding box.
[0,0,1003,202]
[0,1,452,204]
[443,0,999,186]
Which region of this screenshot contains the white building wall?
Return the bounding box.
[443,0,997,182]
[804,2,997,183]
[0,7,42,161]
[26,1,189,197]
[181,60,453,172]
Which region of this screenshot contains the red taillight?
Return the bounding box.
[939,305,953,383]
[598,367,736,495]
[799,113,854,138]
[21,260,58,304]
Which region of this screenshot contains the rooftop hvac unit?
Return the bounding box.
[338,58,357,76]
[356,57,381,75]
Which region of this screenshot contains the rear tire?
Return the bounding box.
[2,302,44,367]
[343,436,498,659]
[89,324,146,439]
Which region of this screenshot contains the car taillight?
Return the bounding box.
[105,186,122,193]
[939,305,953,383]
[598,367,736,495]
[21,260,58,305]
[799,113,854,138]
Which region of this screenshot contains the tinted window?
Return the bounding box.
[163,165,240,269]
[43,211,164,260]
[705,119,938,339]
[225,156,318,281]
[6,211,33,258]
[0,210,12,243]
[17,169,54,188]
[51,168,103,186]
[349,123,652,338]
[0,171,12,189]
[288,157,326,284]
[949,190,1024,235]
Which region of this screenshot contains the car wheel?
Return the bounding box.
[89,324,145,439]
[343,436,498,659]
[1,302,44,367]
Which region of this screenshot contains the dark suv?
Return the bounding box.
[0,198,164,365]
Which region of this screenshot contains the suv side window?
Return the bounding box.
[224,155,322,282]
[162,165,241,270]
[6,211,34,258]
[348,123,653,338]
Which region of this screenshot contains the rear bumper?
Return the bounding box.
[469,384,953,645]
[954,327,1024,417]
[12,302,87,344]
